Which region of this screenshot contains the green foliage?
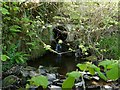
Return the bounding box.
[1,55,10,61]
[79,44,89,55]
[98,60,119,80]
[62,71,81,89]
[9,25,21,33]
[98,34,119,59]
[0,7,9,15]
[62,71,78,89]
[97,71,107,81]
[26,75,48,89]
[4,44,28,64]
[77,59,120,81]
[62,76,75,89]
[106,63,119,80]
[66,71,81,79]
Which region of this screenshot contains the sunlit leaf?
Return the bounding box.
[88,66,95,75]
[98,60,112,68]
[77,64,87,71]
[62,76,75,89]
[106,63,119,80]
[97,71,107,81]
[67,71,81,79]
[29,75,48,88]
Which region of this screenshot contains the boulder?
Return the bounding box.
[2,75,19,88]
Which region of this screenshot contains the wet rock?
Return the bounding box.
[39,69,47,75]
[29,86,38,90]
[75,81,83,87]
[3,65,23,76]
[20,70,29,77]
[53,79,60,82]
[23,66,36,71]
[92,76,100,81]
[38,65,47,75]
[87,85,100,89]
[45,66,59,73]
[102,85,113,90]
[83,74,91,80]
[47,73,56,81]
[48,85,62,90]
[52,79,64,87]
[83,72,99,81]
[20,66,37,77]
[29,71,40,77]
[2,75,19,88]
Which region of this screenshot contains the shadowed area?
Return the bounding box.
[53,25,68,42]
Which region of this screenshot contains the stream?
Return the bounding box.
[28,52,81,75]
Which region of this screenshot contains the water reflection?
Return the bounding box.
[55,43,62,63]
[28,53,78,75]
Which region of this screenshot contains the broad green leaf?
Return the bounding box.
[67,71,81,79]
[98,60,112,68]
[97,71,107,81]
[106,63,119,80]
[88,66,95,75]
[29,75,48,88]
[77,64,87,71]
[62,76,75,89]
[1,55,10,61]
[92,64,100,72]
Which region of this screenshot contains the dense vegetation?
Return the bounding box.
[1,1,119,89]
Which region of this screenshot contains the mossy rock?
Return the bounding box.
[2,75,19,87]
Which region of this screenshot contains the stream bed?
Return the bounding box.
[2,52,120,90]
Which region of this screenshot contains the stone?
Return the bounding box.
[20,70,29,77]
[49,85,62,90]
[103,85,113,90]
[92,76,100,81]
[83,74,91,80]
[3,65,23,76]
[2,75,19,87]
[38,65,47,75]
[20,66,37,77]
[39,68,47,75]
[47,74,56,81]
[29,71,40,77]
[75,81,83,87]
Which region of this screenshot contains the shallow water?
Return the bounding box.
[28,52,82,75]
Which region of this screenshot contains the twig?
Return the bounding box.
[81,74,86,90]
